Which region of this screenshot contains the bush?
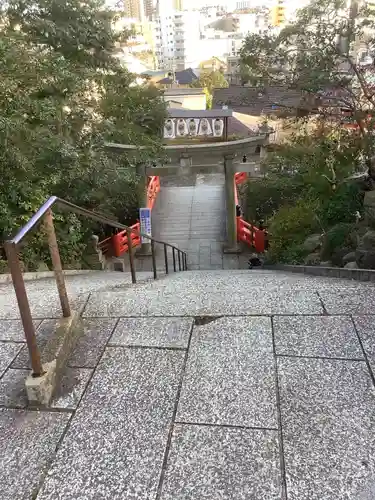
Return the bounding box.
[320,223,360,266]
[267,198,321,263]
[0,0,166,272]
[318,183,363,227]
[242,126,367,264]
[244,176,305,222]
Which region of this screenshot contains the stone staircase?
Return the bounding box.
[1,268,375,499]
[117,172,251,274]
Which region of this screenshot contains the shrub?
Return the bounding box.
[0,0,166,272]
[320,223,360,265]
[267,198,321,263]
[318,182,364,227]
[244,176,305,222]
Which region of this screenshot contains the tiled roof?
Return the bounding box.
[163,88,205,96]
[158,68,199,85]
[213,86,304,116]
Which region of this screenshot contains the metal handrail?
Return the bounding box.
[4,196,188,377]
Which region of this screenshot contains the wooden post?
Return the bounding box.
[44,210,71,317]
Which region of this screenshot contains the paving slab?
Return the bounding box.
[11,319,60,369]
[0,319,41,342]
[11,317,117,371]
[0,408,70,500]
[176,316,277,428]
[109,317,193,348]
[84,285,323,317]
[160,424,281,500]
[273,315,363,359]
[0,367,92,410]
[67,318,117,368]
[11,318,102,371]
[353,315,375,373]
[37,347,184,500]
[278,357,375,500]
[0,272,153,319]
[0,342,22,377]
[318,288,375,314]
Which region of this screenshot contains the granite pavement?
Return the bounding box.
[0,269,375,499]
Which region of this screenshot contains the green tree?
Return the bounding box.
[240,0,375,169]
[191,70,228,109]
[0,0,166,269]
[193,70,229,94]
[244,127,365,263]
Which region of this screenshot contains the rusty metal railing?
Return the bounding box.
[4,196,188,378]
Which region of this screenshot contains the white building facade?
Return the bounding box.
[154,10,201,70]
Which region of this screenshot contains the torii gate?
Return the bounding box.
[106,109,269,253]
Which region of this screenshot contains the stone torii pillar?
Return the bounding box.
[104,136,269,255]
[223,153,238,253]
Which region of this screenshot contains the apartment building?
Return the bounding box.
[154,10,201,70]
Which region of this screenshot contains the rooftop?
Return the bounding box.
[163,88,206,96]
[213,85,305,116]
[158,68,199,86]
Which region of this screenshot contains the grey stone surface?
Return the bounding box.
[344,261,358,269]
[52,367,93,410]
[82,270,332,318]
[12,319,61,369]
[343,251,356,265]
[25,359,56,406]
[278,357,375,500]
[353,316,375,373]
[0,369,28,408]
[160,425,281,500]
[302,234,322,253]
[0,271,154,319]
[273,315,363,359]
[0,367,93,410]
[2,268,375,496]
[67,318,117,368]
[0,408,70,500]
[319,287,375,314]
[84,282,323,317]
[37,347,184,500]
[0,342,22,377]
[176,317,277,428]
[109,317,193,348]
[147,174,233,271]
[0,319,41,342]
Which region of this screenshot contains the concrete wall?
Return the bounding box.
[164,93,207,110]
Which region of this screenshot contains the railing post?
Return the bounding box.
[126,229,137,284]
[184,253,187,271]
[164,244,169,274]
[4,242,44,377]
[44,209,71,318]
[151,239,157,279]
[178,251,181,271]
[172,248,176,272]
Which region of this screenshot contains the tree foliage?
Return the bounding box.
[191,70,228,109]
[245,128,364,263]
[240,0,375,161]
[0,0,166,269]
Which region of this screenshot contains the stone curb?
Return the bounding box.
[26,311,84,406]
[0,269,96,285]
[265,264,375,282]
